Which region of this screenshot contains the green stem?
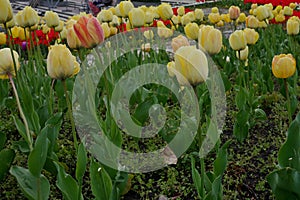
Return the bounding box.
[4,23,18,80]
[200,158,205,198]
[49,79,55,115]
[284,78,292,124]
[62,79,78,151]
[9,73,33,151]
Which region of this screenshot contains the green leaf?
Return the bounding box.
[0,132,7,150]
[254,108,267,121]
[278,112,300,171]
[211,176,222,200]
[90,159,113,200]
[191,156,202,198]
[55,162,82,200]
[233,109,250,142]
[28,128,49,177]
[267,168,300,200]
[76,143,87,181]
[213,140,230,177]
[133,98,155,125]
[10,166,50,200]
[235,86,248,110]
[13,116,28,144]
[0,149,15,181]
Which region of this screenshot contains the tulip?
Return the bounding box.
[111,15,120,26]
[208,12,221,24]
[18,28,30,41]
[141,43,151,52]
[67,27,82,49]
[6,17,15,28]
[177,6,185,16]
[0,48,20,79]
[66,19,77,29]
[171,35,189,52]
[287,18,299,35]
[236,46,248,61]
[139,5,147,12]
[211,7,219,13]
[128,8,145,28]
[216,20,224,27]
[60,27,67,40]
[97,10,113,23]
[289,3,296,10]
[198,25,222,55]
[44,11,60,28]
[115,4,122,17]
[186,12,195,22]
[238,13,246,23]
[42,24,50,34]
[109,7,116,15]
[15,6,39,28]
[184,22,199,40]
[229,6,240,20]
[157,3,173,20]
[174,46,208,86]
[47,44,80,80]
[119,1,134,18]
[181,15,191,26]
[167,61,175,77]
[254,6,269,21]
[149,6,160,19]
[157,21,173,38]
[221,14,232,23]
[258,20,268,28]
[0,0,13,24]
[246,15,259,28]
[171,15,180,25]
[73,14,104,48]
[110,26,118,35]
[283,6,293,16]
[145,11,154,24]
[101,22,111,38]
[0,32,7,45]
[243,28,259,45]
[251,3,258,10]
[272,54,296,79]
[144,30,154,40]
[54,20,64,32]
[194,9,204,21]
[229,30,247,51]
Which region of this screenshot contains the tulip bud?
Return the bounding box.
[101,22,111,38]
[246,15,259,28]
[60,27,67,40]
[67,27,82,49]
[283,6,293,16]
[258,20,268,28]
[229,30,247,51]
[287,18,299,35]
[18,28,30,41]
[171,15,179,25]
[97,10,113,23]
[243,28,259,45]
[251,3,258,10]
[229,6,240,20]
[236,46,248,61]
[110,26,118,35]
[211,7,219,13]
[177,6,185,16]
[272,54,296,79]
[157,3,173,20]
[184,22,199,40]
[128,8,145,28]
[149,6,160,19]
[111,15,120,26]
[47,44,80,80]
[0,0,13,24]
[0,32,7,45]
[73,14,104,48]
[42,24,50,34]
[181,15,191,26]
[198,25,222,55]
[16,6,39,28]
[55,20,64,32]
[44,11,60,28]
[145,11,154,24]
[186,12,195,22]
[289,3,296,10]
[0,48,20,79]
[171,35,189,52]
[119,1,134,18]
[254,5,270,21]
[174,46,208,86]
[221,14,232,23]
[194,9,204,21]
[238,13,246,23]
[208,12,221,24]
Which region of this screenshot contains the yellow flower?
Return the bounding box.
[42,24,50,34]
[198,25,222,55]
[0,48,20,79]
[115,4,122,17]
[55,20,64,32]
[238,13,246,23]
[216,20,224,27]
[128,8,145,28]
[44,11,60,28]
[243,28,259,45]
[11,26,20,39]
[236,46,248,61]
[119,1,134,18]
[101,22,111,38]
[211,7,219,13]
[60,27,67,40]
[194,9,204,21]
[110,26,118,35]
[145,11,154,24]
[177,6,185,16]
[174,46,208,86]
[157,3,173,20]
[251,3,258,10]
[47,44,80,80]
[18,28,30,40]
[15,6,39,28]
[283,6,293,16]
[229,30,247,51]
[287,18,299,35]
[6,17,15,28]
[272,54,296,79]
[0,0,13,24]
[229,6,240,20]
[0,32,7,45]
[208,12,221,24]
[157,21,173,38]
[275,13,285,23]
[186,12,195,22]
[167,61,175,77]
[246,15,259,28]
[149,6,160,19]
[254,5,269,21]
[289,3,297,10]
[171,35,190,52]
[258,20,268,28]
[275,5,282,13]
[97,10,113,23]
[143,30,154,40]
[171,15,179,25]
[180,14,191,26]
[184,22,199,40]
[221,14,232,23]
[139,5,147,13]
[109,7,116,15]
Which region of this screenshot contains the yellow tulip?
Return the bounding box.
[111,15,120,26]
[243,28,259,45]
[208,12,221,24]
[97,10,113,23]
[157,21,173,38]
[115,4,122,17]
[287,18,299,35]
[181,15,191,26]
[198,25,222,55]
[258,20,268,28]
[119,1,134,18]
[110,26,118,35]
[174,46,208,86]
[177,6,185,16]
[16,6,39,28]
[101,22,111,38]
[246,15,259,28]
[283,6,293,16]
[171,35,190,52]
[289,3,297,10]
[44,11,60,28]
[167,61,175,77]
[157,3,173,20]
[272,54,296,79]
[236,46,248,61]
[42,24,50,34]
[60,27,67,40]
[194,9,204,21]
[186,12,195,22]
[216,20,224,27]
[0,48,20,79]
[6,18,15,28]
[67,27,82,49]
[149,6,160,19]
[0,0,13,24]
[65,19,77,29]
[238,13,246,23]
[109,7,116,15]
[11,26,20,39]
[171,15,179,25]
[0,32,7,45]
[211,7,219,13]
[229,6,240,20]
[47,44,80,80]
[18,28,30,40]
[128,8,145,28]
[251,3,258,10]
[184,22,199,40]
[275,5,282,13]
[54,20,64,32]
[229,30,247,51]
[143,30,154,40]
[145,11,154,24]
[221,14,232,23]
[139,5,147,13]
[254,5,269,21]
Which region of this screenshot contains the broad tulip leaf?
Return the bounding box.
[235,86,248,110]
[278,112,300,171]
[233,109,250,142]
[0,149,15,181]
[75,143,87,181]
[90,159,113,200]
[9,166,50,200]
[191,156,202,198]
[213,140,230,177]
[0,132,7,150]
[13,116,28,144]
[267,168,300,200]
[28,127,49,177]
